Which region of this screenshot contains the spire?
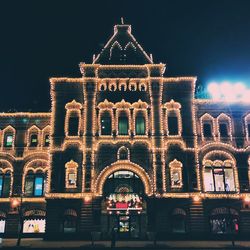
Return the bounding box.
[93,22,153,65]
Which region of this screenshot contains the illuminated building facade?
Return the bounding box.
[1,23,250,239]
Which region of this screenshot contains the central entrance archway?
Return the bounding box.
[96,161,152,239]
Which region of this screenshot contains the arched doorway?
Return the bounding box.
[96,162,152,239]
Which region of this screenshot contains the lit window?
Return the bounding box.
[0,219,5,233]
[203,123,212,138]
[65,160,78,189]
[135,115,145,135]
[210,207,239,234]
[169,159,183,189]
[219,123,228,137]
[68,116,79,136]
[168,116,178,135]
[30,134,38,147]
[0,171,11,197]
[101,113,112,135]
[204,163,236,192]
[23,219,45,233]
[118,116,128,135]
[4,134,13,147]
[25,173,45,197]
[44,134,50,147]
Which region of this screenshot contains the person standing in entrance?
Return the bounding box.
[111,227,117,248]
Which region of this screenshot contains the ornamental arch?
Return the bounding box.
[94,161,153,196]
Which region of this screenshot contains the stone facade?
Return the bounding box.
[0,23,250,239]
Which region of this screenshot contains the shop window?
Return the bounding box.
[25,173,45,197]
[68,116,79,136]
[0,219,5,233]
[118,116,129,135]
[172,208,186,233]
[101,112,112,135]
[204,163,236,192]
[30,134,38,147]
[168,116,178,135]
[219,123,229,137]
[0,171,11,197]
[4,134,13,147]
[44,134,50,147]
[210,207,239,234]
[203,123,212,138]
[23,219,45,233]
[135,115,145,135]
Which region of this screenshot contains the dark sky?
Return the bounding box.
[1,0,250,112]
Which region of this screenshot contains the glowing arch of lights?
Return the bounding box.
[94,160,153,196]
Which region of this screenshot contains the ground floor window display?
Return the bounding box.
[210,207,239,234]
[0,220,5,233]
[23,219,45,233]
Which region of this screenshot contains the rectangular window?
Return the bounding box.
[101,116,112,135]
[30,134,38,147]
[5,135,13,147]
[45,135,50,147]
[118,116,128,135]
[224,168,235,191]
[203,123,212,138]
[25,175,34,196]
[0,220,5,233]
[68,116,79,136]
[204,168,214,191]
[0,176,3,196]
[2,175,10,197]
[248,124,250,138]
[214,168,225,191]
[168,116,178,135]
[135,116,145,135]
[219,123,228,137]
[34,177,44,196]
[68,173,76,186]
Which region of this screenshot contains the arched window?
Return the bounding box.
[135,114,145,135]
[25,171,45,197]
[118,147,130,160]
[203,161,236,192]
[63,209,77,233]
[0,170,11,197]
[65,100,82,137]
[168,114,178,135]
[30,134,38,147]
[203,122,212,138]
[172,208,186,233]
[210,207,239,234]
[118,115,129,135]
[217,114,232,140]
[101,112,112,135]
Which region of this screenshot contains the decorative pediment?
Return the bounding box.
[115,99,131,109]
[163,99,181,110]
[98,99,114,109]
[65,100,82,110]
[132,99,148,109]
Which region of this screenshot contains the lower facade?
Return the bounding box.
[1,197,250,240]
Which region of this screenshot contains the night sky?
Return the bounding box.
[1,0,250,112]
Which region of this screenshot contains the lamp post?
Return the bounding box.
[10,192,24,247]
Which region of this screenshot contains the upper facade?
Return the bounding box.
[0,22,250,202]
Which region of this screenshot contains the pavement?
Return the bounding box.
[1,238,250,249]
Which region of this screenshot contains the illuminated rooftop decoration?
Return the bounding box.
[207,81,250,103]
